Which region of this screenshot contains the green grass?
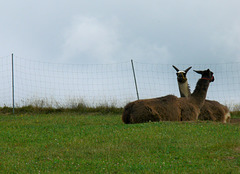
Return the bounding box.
[0,113,240,173]
[231,111,240,118]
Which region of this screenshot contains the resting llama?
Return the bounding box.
[122,69,214,124]
[172,65,231,123]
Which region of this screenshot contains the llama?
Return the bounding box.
[172,65,192,97]
[122,69,214,124]
[172,65,231,123]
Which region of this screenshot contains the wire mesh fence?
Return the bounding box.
[0,55,240,110]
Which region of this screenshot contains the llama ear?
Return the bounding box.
[172,65,179,72]
[193,70,203,75]
[184,66,192,73]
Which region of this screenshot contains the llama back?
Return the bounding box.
[134,95,180,122]
[122,95,180,123]
[199,100,231,123]
[214,101,231,123]
[152,95,181,121]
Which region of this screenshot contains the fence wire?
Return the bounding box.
[0,55,239,110]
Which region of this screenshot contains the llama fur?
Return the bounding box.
[178,82,191,98]
[172,65,231,123]
[122,69,214,124]
[198,100,231,123]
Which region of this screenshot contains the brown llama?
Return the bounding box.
[122,69,214,124]
[172,65,231,123]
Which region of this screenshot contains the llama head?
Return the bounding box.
[172,65,192,83]
[194,69,215,82]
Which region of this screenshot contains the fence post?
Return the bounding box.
[12,53,15,114]
[131,59,139,100]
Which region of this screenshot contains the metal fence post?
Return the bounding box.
[131,59,139,100]
[12,53,15,114]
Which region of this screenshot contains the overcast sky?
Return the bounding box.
[1,0,240,64]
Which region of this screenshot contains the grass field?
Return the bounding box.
[1,113,240,173]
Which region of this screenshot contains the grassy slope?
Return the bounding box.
[0,113,240,173]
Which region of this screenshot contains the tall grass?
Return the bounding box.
[1,113,240,173]
[1,98,240,116]
[0,103,123,115]
[1,99,240,117]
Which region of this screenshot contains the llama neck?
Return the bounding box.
[190,79,210,108]
[178,80,191,98]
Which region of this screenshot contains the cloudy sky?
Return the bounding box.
[1,0,240,64]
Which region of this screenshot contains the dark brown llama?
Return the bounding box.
[173,65,231,123]
[122,69,214,124]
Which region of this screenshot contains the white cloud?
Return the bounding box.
[61,15,172,64]
[223,24,240,59]
[211,23,240,62]
[62,16,120,63]
[1,1,240,63]
[123,39,172,63]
